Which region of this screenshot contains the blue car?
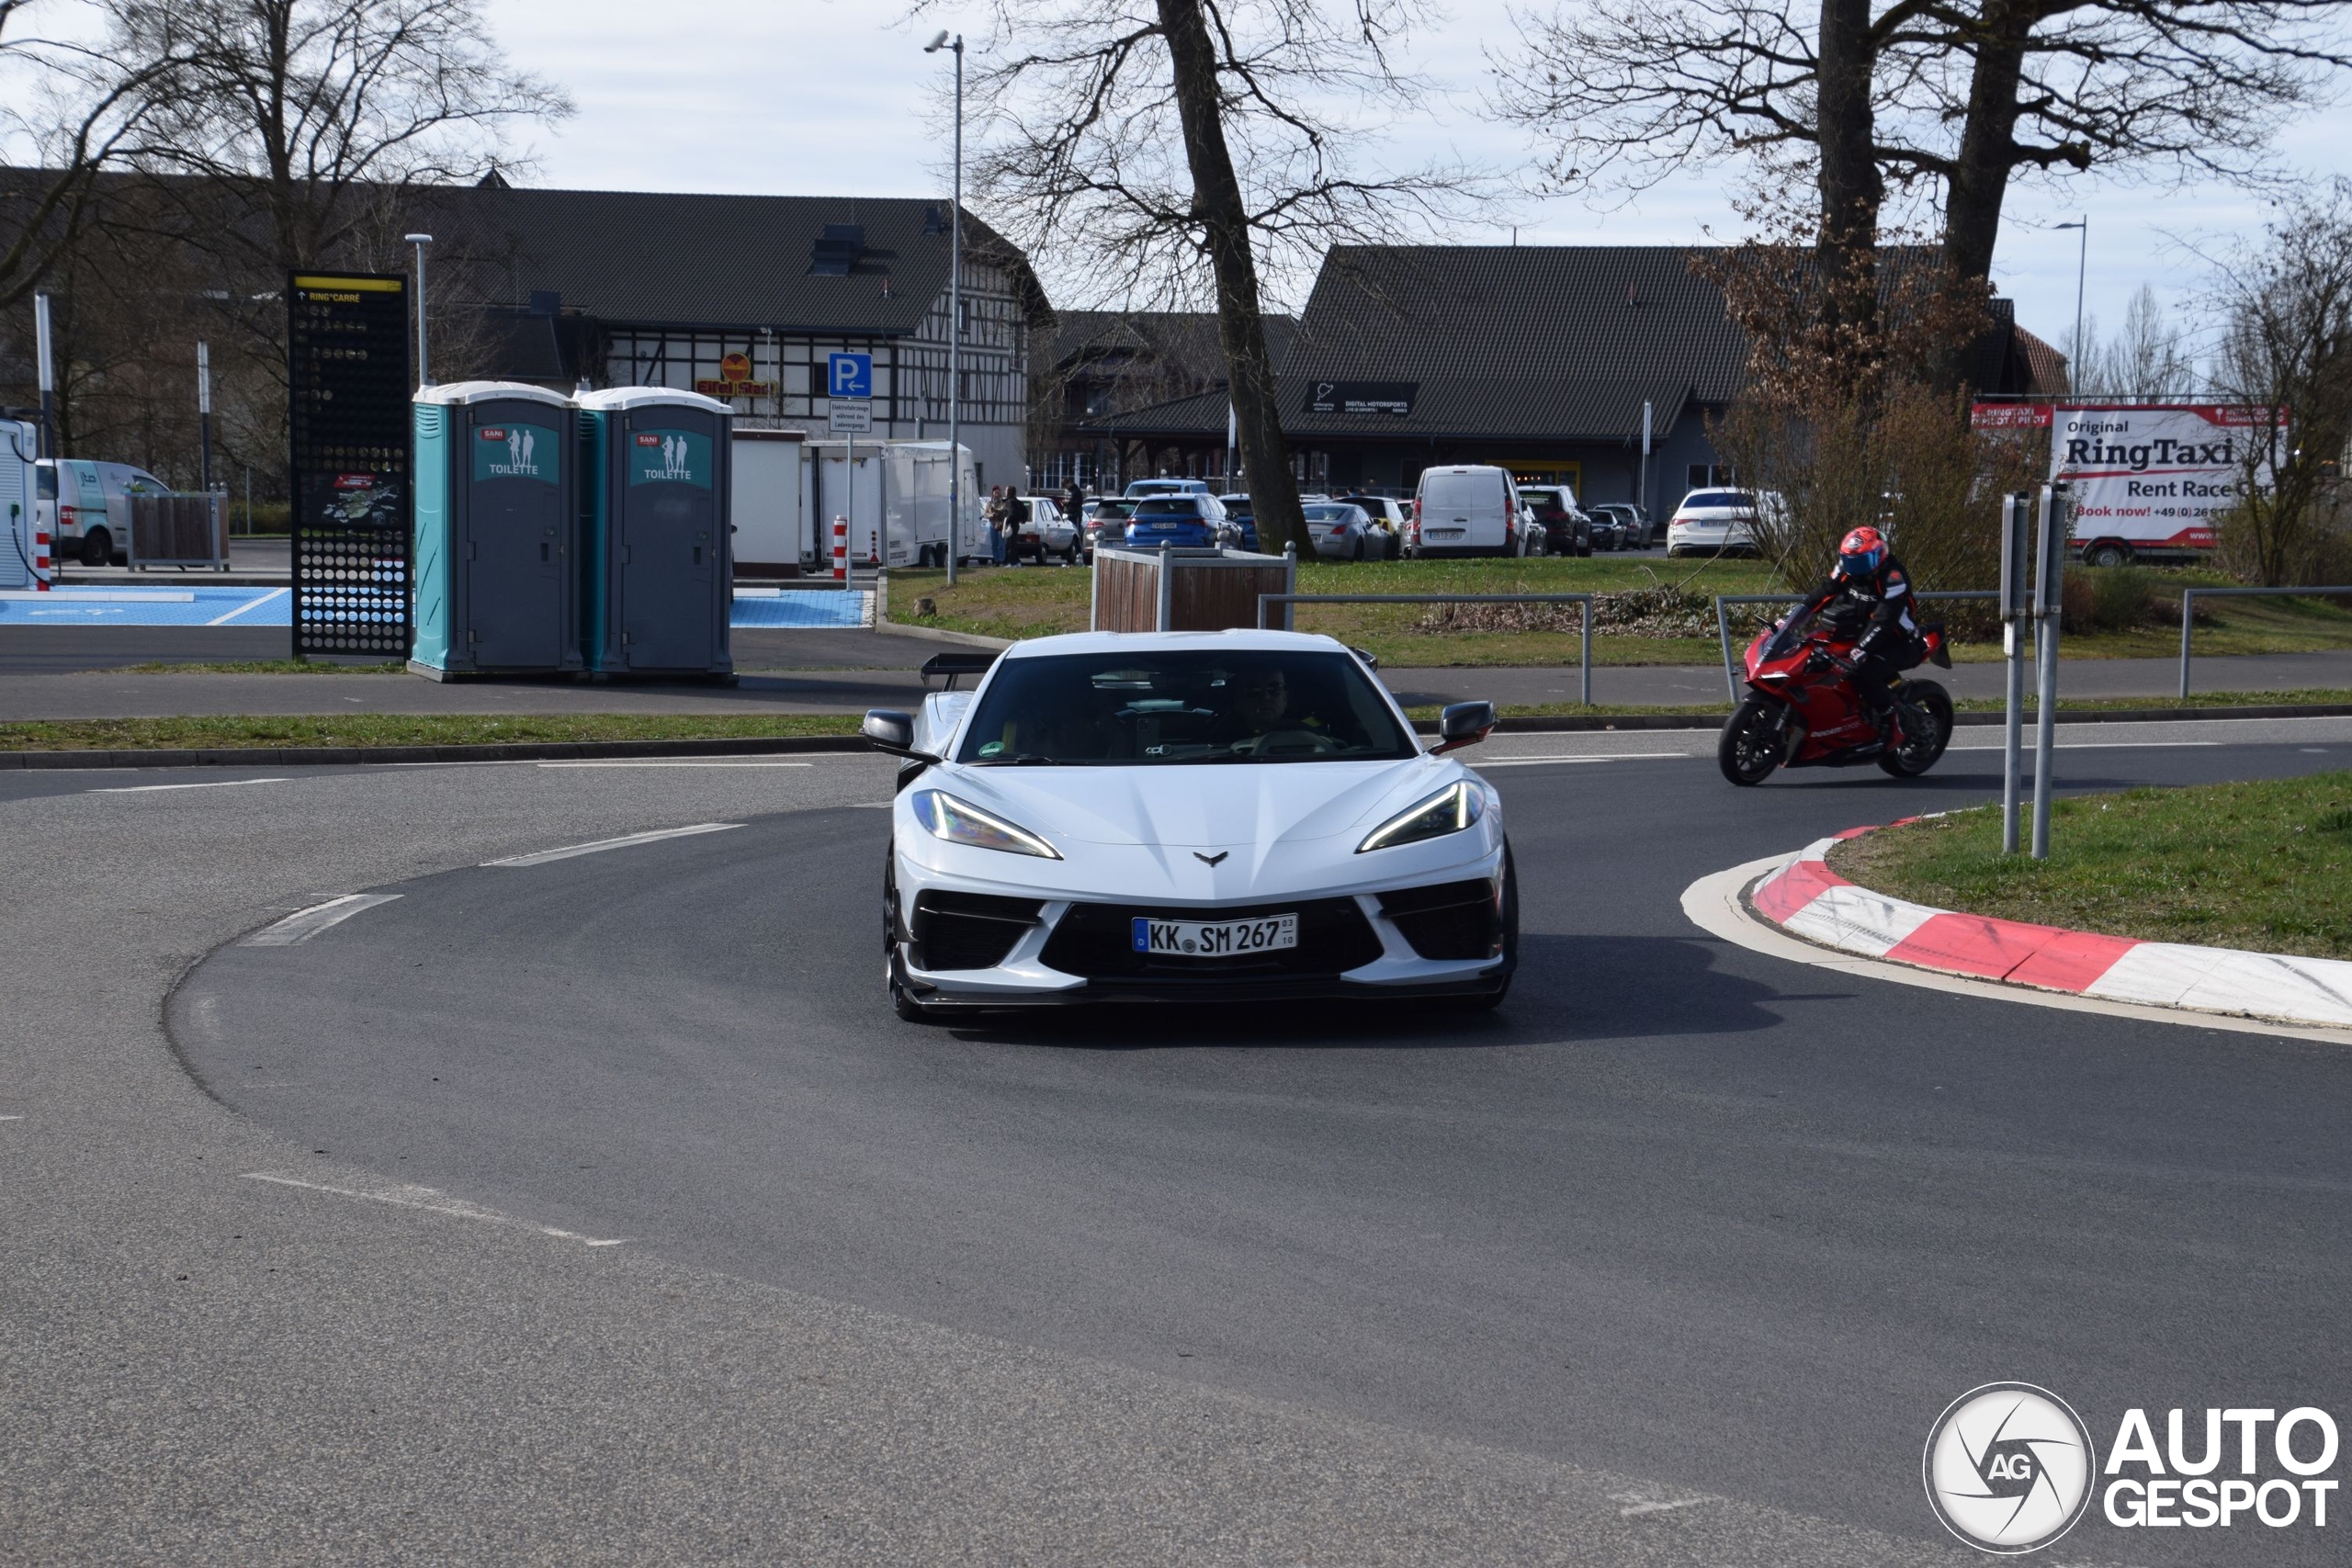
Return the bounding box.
[1217,495,1259,551]
[1124,494,1227,548]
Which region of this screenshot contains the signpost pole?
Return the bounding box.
[2000,492,2029,854]
[32,291,57,461]
[2030,484,2067,860]
[197,341,214,496]
[1640,400,1652,525]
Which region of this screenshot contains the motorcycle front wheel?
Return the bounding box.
[1878,680,1954,777]
[1717,694,1787,785]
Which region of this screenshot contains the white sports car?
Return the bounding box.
[863,630,1516,1019]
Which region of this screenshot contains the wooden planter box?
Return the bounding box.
[127,493,230,570]
[1090,546,1295,632]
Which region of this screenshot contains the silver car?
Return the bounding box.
[1305,502,1394,561]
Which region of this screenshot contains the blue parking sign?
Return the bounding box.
[828,352,873,400]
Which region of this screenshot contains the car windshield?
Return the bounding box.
[1686,491,1751,510]
[1302,504,1360,522]
[1132,498,1205,517]
[1092,500,1136,518]
[956,649,1416,766]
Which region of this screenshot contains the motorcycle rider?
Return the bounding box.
[1799,525,1925,742]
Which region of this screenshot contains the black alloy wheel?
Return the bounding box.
[1717,695,1788,785]
[883,857,943,1023]
[1877,680,1955,777]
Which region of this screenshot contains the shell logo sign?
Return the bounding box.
[696,351,775,400]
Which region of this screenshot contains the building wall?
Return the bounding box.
[599,254,1030,495]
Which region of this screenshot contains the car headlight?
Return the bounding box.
[1357,781,1485,853]
[910,789,1062,859]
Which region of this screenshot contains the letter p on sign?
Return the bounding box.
[829,353,872,399]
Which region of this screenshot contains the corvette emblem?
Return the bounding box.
[1193,851,1229,866]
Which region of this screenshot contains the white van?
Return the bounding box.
[36,457,175,566]
[1410,464,1529,558]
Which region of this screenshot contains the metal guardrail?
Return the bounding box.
[1713,591,1999,702]
[2179,584,2352,699]
[1257,592,1596,705]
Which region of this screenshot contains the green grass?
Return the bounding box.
[1826,772,2352,960]
[88,660,408,675]
[0,713,863,752]
[890,559,2352,668]
[888,557,1781,667]
[1403,687,2352,720]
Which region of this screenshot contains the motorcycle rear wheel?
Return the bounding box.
[1717,695,1786,785]
[1877,680,1954,777]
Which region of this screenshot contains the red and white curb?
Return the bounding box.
[1747,822,2352,1032]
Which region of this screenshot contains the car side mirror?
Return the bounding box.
[1431,700,1497,755]
[862,709,938,761]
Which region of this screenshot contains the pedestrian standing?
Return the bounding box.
[984,484,1008,566]
[1006,490,1032,567]
[1064,477,1086,539]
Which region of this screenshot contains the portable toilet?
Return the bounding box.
[410,381,580,679]
[574,387,733,678]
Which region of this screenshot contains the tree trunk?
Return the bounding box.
[1933,0,2034,392]
[1815,0,1883,353]
[1158,0,1303,557]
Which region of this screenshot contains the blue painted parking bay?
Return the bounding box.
[0,586,871,630]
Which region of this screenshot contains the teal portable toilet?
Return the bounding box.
[410,381,580,679]
[575,387,733,678]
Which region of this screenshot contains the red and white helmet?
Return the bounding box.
[1837,525,1886,579]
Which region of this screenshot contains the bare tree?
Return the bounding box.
[2206,184,2352,586]
[934,0,1481,553]
[1503,0,2352,378]
[101,0,571,269]
[2068,283,2201,398]
[0,0,193,314]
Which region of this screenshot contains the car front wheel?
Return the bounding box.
[1467,845,1518,1011]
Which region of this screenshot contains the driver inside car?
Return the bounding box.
[1215,665,1337,753]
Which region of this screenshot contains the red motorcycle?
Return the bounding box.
[1718,607,1955,785]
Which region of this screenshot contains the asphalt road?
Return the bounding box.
[5,719,2345,1562]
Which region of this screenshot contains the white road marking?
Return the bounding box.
[848,801,893,808]
[1613,1494,1719,1517]
[0,589,196,602]
[535,760,814,769]
[205,586,288,626]
[242,1171,626,1247]
[241,893,402,946]
[1476,751,1690,766]
[1951,739,2219,750]
[0,1114,21,1120]
[483,821,742,866]
[89,776,288,794]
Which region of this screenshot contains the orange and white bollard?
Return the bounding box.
[831,514,848,581]
[31,524,51,590]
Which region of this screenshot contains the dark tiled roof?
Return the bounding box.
[1046,310,1295,378]
[404,186,1043,335]
[1085,243,2049,441]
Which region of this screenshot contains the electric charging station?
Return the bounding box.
[574,387,733,679]
[0,416,39,590]
[410,381,579,678]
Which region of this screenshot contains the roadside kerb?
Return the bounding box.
[2180,584,2352,698]
[1713,591,1998,702]
[0,733,873,772]
[1258,592,1596,705]
[1745,823,2352,1031]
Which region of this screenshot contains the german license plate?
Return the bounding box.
[1427,527,1464,539]
[1132,914,1298,956]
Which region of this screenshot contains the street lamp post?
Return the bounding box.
[926,28,964,586]
[2053,218,2087,391]
[197,340,213,495]
[404,233,434,388]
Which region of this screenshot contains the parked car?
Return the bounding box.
[1013,495,1080,563]
[1082,497,1137,561]
[1666,489,1764,558]
[1125,493,1228,549]
[1517,484,1594,557]
[1124,478,1212,501]
[1215,494,1259,552]
[1301,502,1394,561]
[1408,464,1529,558]
[1334,494,1408,556]
[36,457,175,567]
[1592,502,1655,549]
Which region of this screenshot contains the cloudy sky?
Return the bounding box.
[19,0,2351,359]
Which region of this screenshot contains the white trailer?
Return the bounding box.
[808,439,980,568]
[729,428,808,577]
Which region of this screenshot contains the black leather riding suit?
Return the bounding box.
[1803,557,1923,723]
